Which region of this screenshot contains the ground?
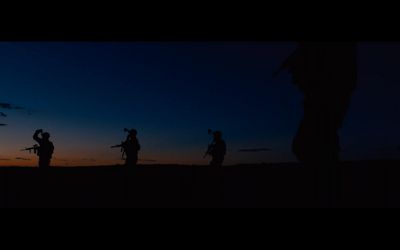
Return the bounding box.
[1,160,399,207]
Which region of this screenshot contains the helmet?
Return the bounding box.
[42,132,50,139]
[129,129,137,136]
[213,131,222,139]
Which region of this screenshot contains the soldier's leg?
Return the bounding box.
[293,98,322,163]
[211,157,224,167]
[39,158,50,168]
[125,157,137,167]
[322,94,353,163]
[297,95,351,206]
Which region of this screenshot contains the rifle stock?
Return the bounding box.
[203,144,214,158]
[21,145,39,154]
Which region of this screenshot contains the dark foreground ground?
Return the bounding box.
[1,160,400,207]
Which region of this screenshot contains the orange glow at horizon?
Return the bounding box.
[0,151,214,167]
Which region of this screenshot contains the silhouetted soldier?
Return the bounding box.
[277,42,357,163]
[33,129,55,168]
[121,129,141,166]
[206,131,227,166]
[275,43,357,207]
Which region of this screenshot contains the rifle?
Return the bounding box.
[111,144,123,149]
[111,128,136,160]
[203,129,215,158]
[111,143,126,160]
[203,144,215,159]
[21,144,39,154]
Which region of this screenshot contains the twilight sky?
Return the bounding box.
[0,42,399,166]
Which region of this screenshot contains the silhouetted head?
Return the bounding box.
[42,132,50,140]
[128,129,138,139]
[213,131,223,141]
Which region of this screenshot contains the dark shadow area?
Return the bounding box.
[0,160,397,208]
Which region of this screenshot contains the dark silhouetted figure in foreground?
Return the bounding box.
[275,43,357,207]
[205,130,227,166]
[277,42,357,163]
[33,129,55,168]
[112,128,141,166]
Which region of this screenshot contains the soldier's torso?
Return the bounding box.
[287,42,357,95]
[123,140,140,157]
[38,141,54,158]
[211,141,226,158]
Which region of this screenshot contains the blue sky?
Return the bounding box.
[0,42,399,166]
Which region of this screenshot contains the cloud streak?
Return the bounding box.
[238,148,271,153]
[81,158,97,162]
[15,157,31,161]
[0,103,25,110]
[139,159,158,163]
[0,102,32,125]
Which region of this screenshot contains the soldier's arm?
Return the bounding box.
[33,131,42,144]
[274,44,306,77]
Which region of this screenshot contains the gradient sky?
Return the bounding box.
[0,42,399,166]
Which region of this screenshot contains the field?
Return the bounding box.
[1,160,400,207]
